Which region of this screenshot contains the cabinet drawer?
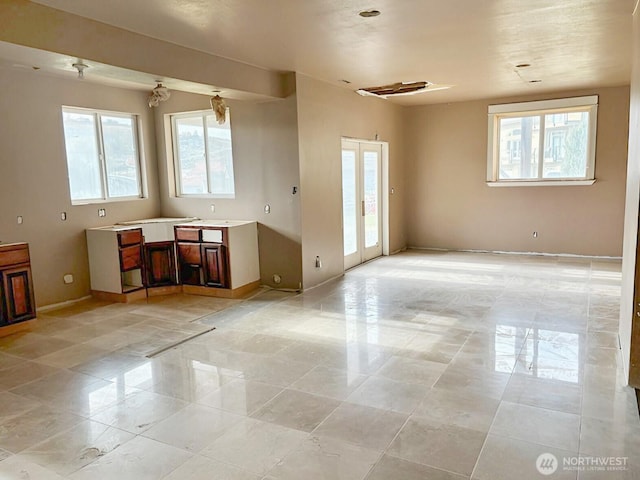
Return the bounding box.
[119,245,142,271]
[175,228,201,242]
[118,229,143,247]
[0,245,29,268]
[177,243,202,265]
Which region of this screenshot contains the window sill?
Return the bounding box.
[71,196,145,205]
[176,194,236,199]
[486,179,596,188]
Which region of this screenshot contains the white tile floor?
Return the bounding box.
[0,250,638,479]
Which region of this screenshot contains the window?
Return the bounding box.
[486,96,598,186]
[62,107,144,203]
[171,110,235,197]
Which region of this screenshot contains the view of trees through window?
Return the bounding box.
[498,111,590,180]
[62,108,142,201]
[173,111,235,197]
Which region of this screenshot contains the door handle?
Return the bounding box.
[361,200,365,217]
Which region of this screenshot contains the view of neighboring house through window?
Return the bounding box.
[61,107,143,203]
[487,96,598,185]
[171,110,235,197]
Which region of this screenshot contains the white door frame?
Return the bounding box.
[341,137,389,270]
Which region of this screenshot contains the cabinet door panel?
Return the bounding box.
[202,243,228,288]
[177,243,203,285]
[145,242,177,287]
[2,266,35,324]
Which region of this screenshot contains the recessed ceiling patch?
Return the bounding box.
[356,81,452,99]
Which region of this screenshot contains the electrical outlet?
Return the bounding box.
[16,216,23,224]
[63,274,74,284]
[210,204,215,213]
[533,231,538,238]
[273,274,282,284]
[315,256,322,268]
[61,212,67,221]
[264,204,271,214]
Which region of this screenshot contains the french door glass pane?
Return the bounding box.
[342,150,358,256]
[542,112,589,179]
[101,115,140,197]
[62,111,102,200]
[363,151,379,248]
[176,116,207,194]
[206,114,235,195]
[498,116,540,179]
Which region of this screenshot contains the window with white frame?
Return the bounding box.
[62,107,144,203]
[486,96,598,186]
[171,110,235,197]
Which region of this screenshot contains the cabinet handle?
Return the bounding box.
[190,264,201,269]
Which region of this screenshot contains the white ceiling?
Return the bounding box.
[25,0,638,105]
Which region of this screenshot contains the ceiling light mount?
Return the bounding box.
[359,9,381,17]
[72,61,88,79]
[148,83,171,107]
[210,95,227,124]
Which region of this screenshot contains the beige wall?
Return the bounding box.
[154,91,303,289]
[404,86,630,256]
[620,3,640,384]
[296,74,406,289]
[0,67,160,306]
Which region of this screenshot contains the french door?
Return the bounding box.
[342,139,383,270]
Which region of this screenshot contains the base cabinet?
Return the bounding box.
[86,228,145,296]
[175,221,258,293]
[0,243,36,327]
[86,219,259,302]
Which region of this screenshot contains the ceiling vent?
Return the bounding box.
[356,80,452,99]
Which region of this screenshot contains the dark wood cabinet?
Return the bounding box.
[176,228,230,289]
[202,243,228,287]
[87,220,259,302]
[145,242,177,287]
[0,243,36,328]
[2,265,35,324]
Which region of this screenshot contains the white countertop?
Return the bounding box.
[177,220,255,228]
[116,217,197,225]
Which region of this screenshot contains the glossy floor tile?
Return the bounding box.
[0,250,636,479]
